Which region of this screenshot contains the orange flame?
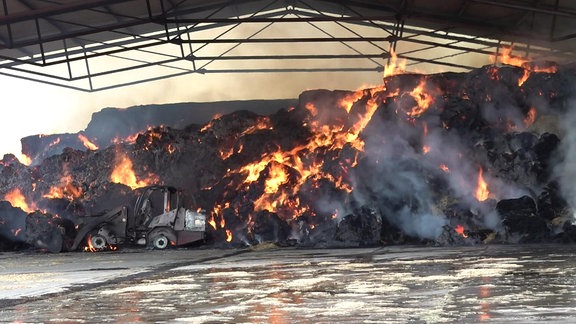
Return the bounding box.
[110,150,156,189]
[524,107,537,128]
[43,175,83,200]
[225,229,233,242]
[475,167,490,202]
[220,82,397,224]
[499,46,528,68]
[208,213,217,230]
[408,80,435,118]
[455,225,468,238]
[84,235,98,252]
[383,48,406,78]
[4,188,35,213]
[78,134,98,150]
[16,153,32,166]
[497,46,557,86]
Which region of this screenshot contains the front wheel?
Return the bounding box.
[88,234,107,251]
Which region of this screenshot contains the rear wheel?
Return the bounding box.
[152,235,169,249]
[147,227,176,250]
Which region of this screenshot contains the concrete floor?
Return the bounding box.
[1,244,576,323]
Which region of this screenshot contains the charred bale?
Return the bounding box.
[334,207,382,247]
[498,196,549,242]
[0,201,28,251]
[25,211,76,253]
[249,210,291,244]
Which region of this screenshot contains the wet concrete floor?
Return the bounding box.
[1,244,576,323]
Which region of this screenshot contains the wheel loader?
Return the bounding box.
[67,185,207,251]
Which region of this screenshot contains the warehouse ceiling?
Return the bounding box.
[0,0,574,91]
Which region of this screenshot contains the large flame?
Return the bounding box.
[110,150,156,189]
[43,175,83,200]
[496,46,557,86]
[4,188,35,213]
[204,52,421,241]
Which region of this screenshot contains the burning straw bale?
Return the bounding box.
[4,64,576,251]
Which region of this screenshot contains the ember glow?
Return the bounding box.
[440,164,450,173]
[454,225,468,238]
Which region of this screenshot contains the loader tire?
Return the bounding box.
[90,234,107,250]
[152,234,169,249]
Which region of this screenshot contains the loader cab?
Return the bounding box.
[128,185,206,249]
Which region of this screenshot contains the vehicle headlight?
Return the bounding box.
[194,214,206,227]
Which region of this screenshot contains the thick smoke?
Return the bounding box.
[554,99,576,220]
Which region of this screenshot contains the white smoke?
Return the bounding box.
[553,99,576,220]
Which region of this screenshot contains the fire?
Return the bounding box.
[217,81,399,225]
[208,213,217,230]
[84,235,98,252]
[16,153,32,166]
[110,150,156,189]
[422,122,430,154]
[408,79,435,118]
[207,52,429,235]
[12,228,22,237]
[454,225,468,238]
[524,107,537,128]
[496,46,557,86]
[383,48,406,78]
[225,229,233,242]
[4,188,35,213]
[499,46,528,69]
[166,144,176,154]
[78,134,98,150]
[440,164,450,173]
[43,175,83,200]
[475,167,490,202]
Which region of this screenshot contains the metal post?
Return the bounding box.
[35,18,46,65]
[159,0,170,41]
[495,40,501,65]
[2,0,13,48]
[83,46,94,91]
[63,39,73,79]
[145,0,153,20]
[550,0,560,40]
